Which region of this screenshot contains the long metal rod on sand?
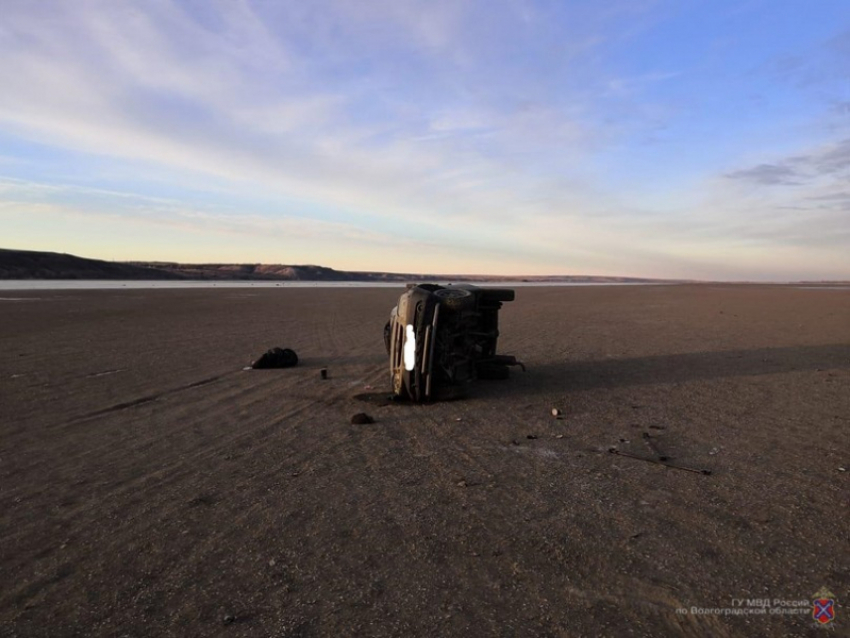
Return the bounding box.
[608,448,712,475]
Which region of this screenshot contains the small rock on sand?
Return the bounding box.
[351,413,375,425]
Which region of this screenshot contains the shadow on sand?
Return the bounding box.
[476,343,850,397]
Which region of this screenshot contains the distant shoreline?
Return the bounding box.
[2,249,847,286]
[0,280,685,291]
[1,281,848,292]
[0,248,686,284]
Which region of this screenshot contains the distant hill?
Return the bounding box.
[126,261,675,283]
[0,249,183,280]
[1,248,681,283]
[131,261,372,281]
[131,262,664,283]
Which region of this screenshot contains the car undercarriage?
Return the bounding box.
[385,283,523,402]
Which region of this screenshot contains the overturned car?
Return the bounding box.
[384,283,523,402]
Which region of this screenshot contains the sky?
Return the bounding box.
[1,0,849,280]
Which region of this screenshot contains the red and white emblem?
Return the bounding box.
[812,587,836,625]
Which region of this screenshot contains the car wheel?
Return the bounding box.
[479,288,515,303]
[279,348,299,367]
[433,287,474,310]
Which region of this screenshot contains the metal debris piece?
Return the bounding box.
[608,447,711,475]
[642,432,669,461]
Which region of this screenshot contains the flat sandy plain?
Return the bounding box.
[1,285,847,638]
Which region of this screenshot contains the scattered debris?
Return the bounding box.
[351,412,375,425]
[839,467,846,472]
[86,368,125,378]
[353,392,396,406]
[554,434,564,439]
[510,439,520,446]
[608,447,711,475]
[551,408,561,417]
[648,424,665,430]
[709,447,720,456]
[320,368,328,379]
[223,614,237,625]
[187,494,216,507]
[526,434,538,440]
[251,347,298,369]
[642,432,669,461]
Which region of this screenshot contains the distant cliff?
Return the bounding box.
[131,261,367,281]
[127,261,671,283]
[0,249,183,280]
[1,248,678,283]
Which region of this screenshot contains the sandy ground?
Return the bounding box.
[0,285,848,637]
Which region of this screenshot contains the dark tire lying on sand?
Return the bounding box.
[252,347,298,369]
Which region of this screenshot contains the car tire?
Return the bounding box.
[279,348,299,367]
[434,287,474,310]
[479,288,515,303]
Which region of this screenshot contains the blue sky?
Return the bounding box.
[1,0,849,280]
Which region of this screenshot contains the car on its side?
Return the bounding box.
[384,283,523,402]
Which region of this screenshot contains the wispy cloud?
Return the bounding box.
[1,1,849,279]
[725,163,804,185]
[0,1,619,236]
[725,137,850,185]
